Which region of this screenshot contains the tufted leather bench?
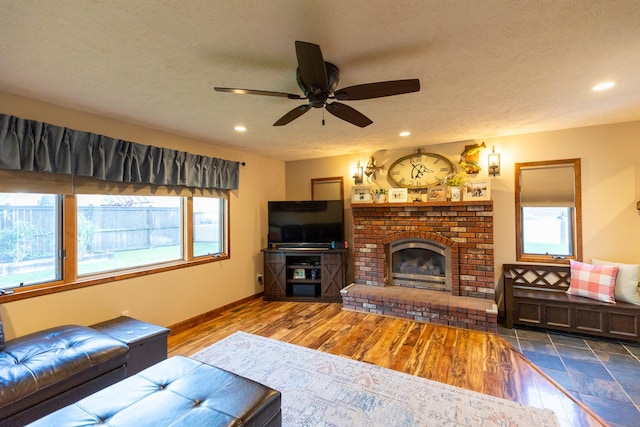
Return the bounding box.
[28,355,282,426]
[0,325,129,427]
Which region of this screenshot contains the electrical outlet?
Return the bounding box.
[257,273,264,287]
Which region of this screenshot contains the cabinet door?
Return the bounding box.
[321,252,345,298]
[264,252,286,297]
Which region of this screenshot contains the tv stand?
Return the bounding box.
[262,248,347,302]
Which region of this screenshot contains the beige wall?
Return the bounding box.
[2,89,638,338]
[286,121,640,294]
[0,92,285,339]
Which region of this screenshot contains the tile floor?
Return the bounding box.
[498,325,640,427]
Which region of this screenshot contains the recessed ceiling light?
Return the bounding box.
[592,81,615,91]
[399,131,411,137]
[234,125,247,132]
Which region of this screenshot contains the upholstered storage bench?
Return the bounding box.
[28,355,282,427]
[504,263,640,342]
[91,316,170,377]
[0,325,129,427]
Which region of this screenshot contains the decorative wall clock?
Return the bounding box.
[387,150,454,189]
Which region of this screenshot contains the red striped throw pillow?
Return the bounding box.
[567,260,618,303]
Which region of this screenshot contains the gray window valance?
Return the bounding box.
[0,114,239,190]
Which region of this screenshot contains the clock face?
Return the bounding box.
[387,152,454,189]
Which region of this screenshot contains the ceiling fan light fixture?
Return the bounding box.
[399,131,411,137]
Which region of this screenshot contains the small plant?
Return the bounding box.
[0,220,37,263]
[445,170,468,187]
[372,188,388,203]
[77,214,96,255]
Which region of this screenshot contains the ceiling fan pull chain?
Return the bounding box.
[322,107,325,126]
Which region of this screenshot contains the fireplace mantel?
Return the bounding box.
[351,200,493,208]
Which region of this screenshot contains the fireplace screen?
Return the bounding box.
[389,239,451,291]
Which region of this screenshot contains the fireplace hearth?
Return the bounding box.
[342,201,497,333]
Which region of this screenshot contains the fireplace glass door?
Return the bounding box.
[389,239,451,291]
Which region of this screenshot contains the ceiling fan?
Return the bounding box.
[214,41,420,128]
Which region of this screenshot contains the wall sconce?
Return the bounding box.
[488,147,501,177]
[353,161,364,184]
[364,157,384,181]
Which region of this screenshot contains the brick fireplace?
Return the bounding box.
[341,201,498,333]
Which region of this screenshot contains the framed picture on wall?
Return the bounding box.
[351,186,372,203]
[388,188,409,203]
[427,186,446,202]
[464,179,491,201]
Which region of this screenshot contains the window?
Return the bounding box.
[76,195,183,276]
[0,115,238,298]
[515,159,582,263]
[0,193,62,288]
[0,189,229,296]
[193,197,226,257]
[522,207,573,255]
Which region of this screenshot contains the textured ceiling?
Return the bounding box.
[1,1,639,161]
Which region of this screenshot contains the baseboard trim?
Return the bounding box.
[167,292,263,335]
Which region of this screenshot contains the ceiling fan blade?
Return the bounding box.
[295,41,328,90]
[273,104,312,126]
[325,102,373,128]
[334,79,420,100]
[214,87,304,100]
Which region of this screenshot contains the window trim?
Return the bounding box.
[515,158,582,264]
[0,193,230,303]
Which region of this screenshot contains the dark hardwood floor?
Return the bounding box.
[168,298,605,426]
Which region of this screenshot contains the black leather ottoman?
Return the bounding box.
[0,325,128,427]
[91,316,170,376]
[27,355,282,427]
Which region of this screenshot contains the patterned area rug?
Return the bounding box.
[191,332,558,426]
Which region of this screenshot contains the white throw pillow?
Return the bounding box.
[592,258,640,305]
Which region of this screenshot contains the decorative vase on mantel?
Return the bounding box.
[449,186,461,202]
[373,190,388,203]
[444,169,468,202]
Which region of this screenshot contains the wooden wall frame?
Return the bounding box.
[311,177,345,245]
[515,158,582,264]
[311,177,344,202]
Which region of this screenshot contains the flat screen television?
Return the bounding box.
[268,200,344,248]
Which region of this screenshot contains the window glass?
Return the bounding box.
[193,197,225,257]
[0,193,61,288]
[522,207,573,256]
[76,195,182,275]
